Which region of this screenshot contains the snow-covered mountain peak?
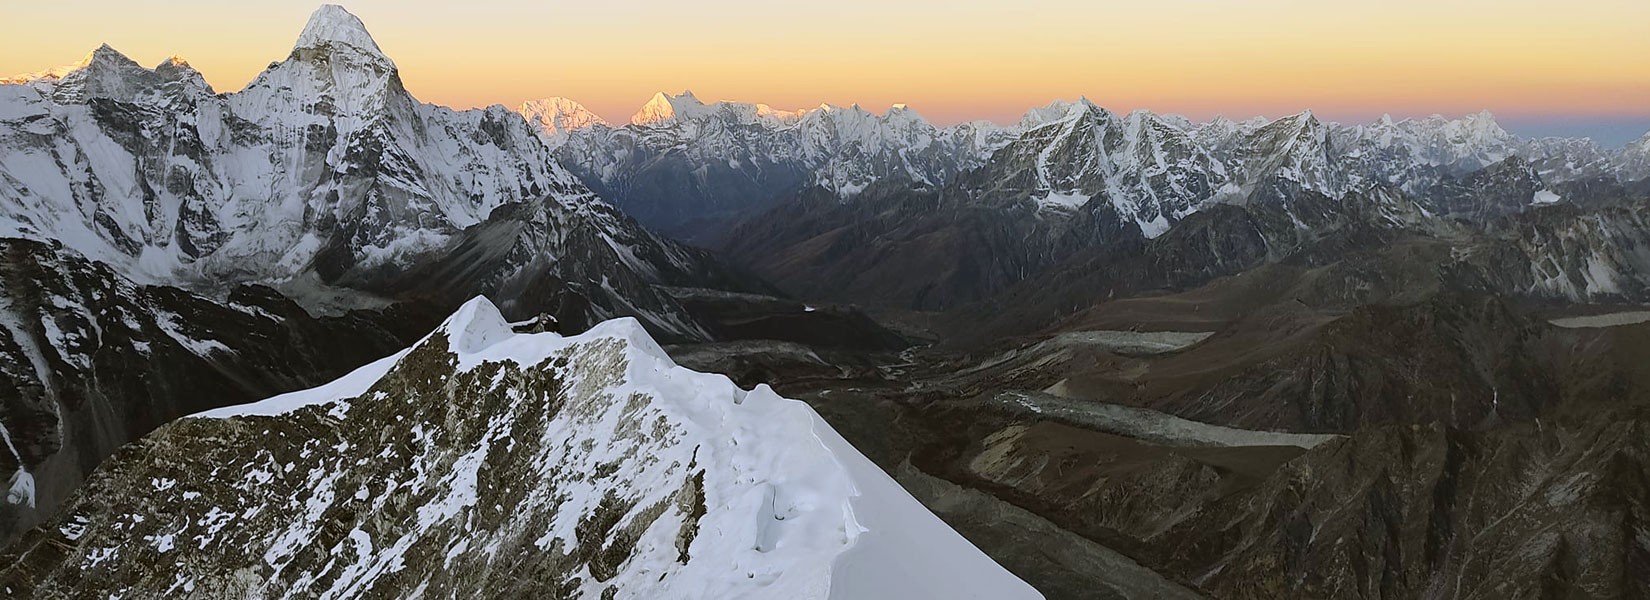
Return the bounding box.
[753,102,807,124]
[85,43,130,66]
[238,4,407,124]
[1019,97,1105,130]
[518,96,609,142]
[3,42,213,104]
[631,90,705,126]
[295,4,386,57]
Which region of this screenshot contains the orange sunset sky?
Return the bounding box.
[3,0,1648,144]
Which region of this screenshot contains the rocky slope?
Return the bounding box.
[0,237,439,548]
[0,297,1040,600]
[912,391,1650,599]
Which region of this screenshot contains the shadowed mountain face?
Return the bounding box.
[0,238,443,548]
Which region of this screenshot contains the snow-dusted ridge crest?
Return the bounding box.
[2,296,1039,599]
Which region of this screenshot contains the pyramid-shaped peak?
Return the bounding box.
[296,5,384,55]
[630,90,711,126]
[83,43,139,68]
[0,44,136,86]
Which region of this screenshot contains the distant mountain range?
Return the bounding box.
[522,94,1650,244]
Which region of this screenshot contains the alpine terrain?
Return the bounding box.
[4,3,1650,599]
[0,297,1038,599]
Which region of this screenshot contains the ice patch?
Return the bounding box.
[0,419,34,507]
[1549,311,1650,328]
[1036,190,1091,210]
[6,470,34,508]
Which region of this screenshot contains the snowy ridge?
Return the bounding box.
[535,89,1637,240]
[538,91,1016,201]
[10,297,1040,599]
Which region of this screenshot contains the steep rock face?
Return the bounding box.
[0,237,438,548]
[0,5,747,339]
[0,298,1040,600]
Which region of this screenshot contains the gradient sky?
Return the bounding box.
[4,0,1648,145]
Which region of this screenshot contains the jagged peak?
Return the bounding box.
[1018,98,1087,129]
[753,102,805,122]
[2,42,217,100]
[517,97,609,137]
[0,46,126,85]
[2,43,142,87]
[1458,109,1510,139]
[88,43,131,63]
[630,90,706,126]
[295,4,385,56]
[518,96,601,116]
[883,103,925,121]
[156,55,192,69]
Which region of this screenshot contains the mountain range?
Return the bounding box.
[527,94,1650,245]
[5,4,1650,599]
